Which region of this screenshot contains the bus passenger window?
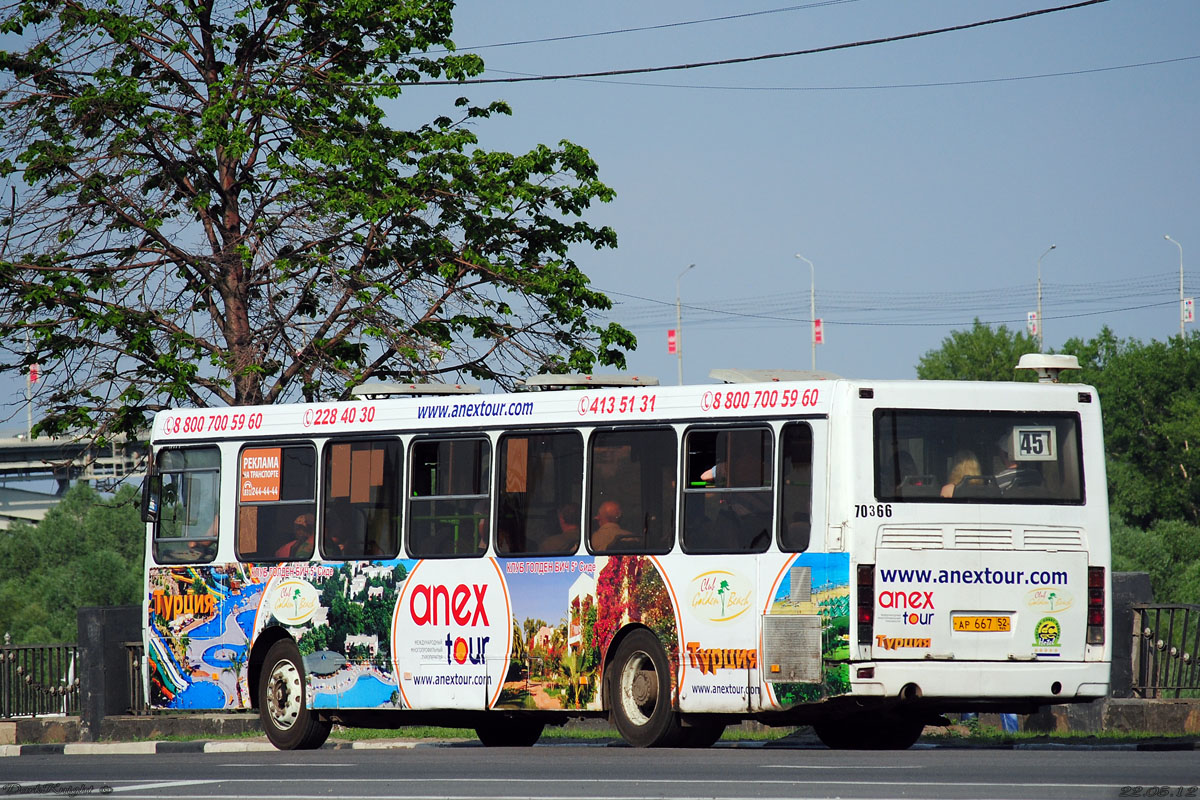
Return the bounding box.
[323,439,401,559]
[407,438,489,558]
[779,423,813,552]
[497,431,582,556]
[235,444,317,562]
[683,427,773,554]
[154,446,220,564]
[587,428,676,555]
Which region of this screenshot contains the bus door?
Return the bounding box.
[758,419,845,711]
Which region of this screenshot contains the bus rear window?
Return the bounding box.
[875,410,1083,504]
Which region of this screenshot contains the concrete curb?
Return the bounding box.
[3,737,1197,757]
[0,738,435,757]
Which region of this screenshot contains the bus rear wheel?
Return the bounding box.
[258,639,331,750]
[814,713,924,750]
[475,718,544,747]
[609,628,681,747]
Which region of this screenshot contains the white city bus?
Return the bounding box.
[140,358,1110,750]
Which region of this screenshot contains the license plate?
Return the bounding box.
[953,615,1011,632]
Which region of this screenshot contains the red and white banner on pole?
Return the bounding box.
[667,329,677,354]
[813,319,824,345]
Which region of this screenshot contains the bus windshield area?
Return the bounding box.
[874,409,1083,503]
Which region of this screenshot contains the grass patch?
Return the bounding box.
[329,725,471,740]
[325,723,798,742]
[922,723,1196,744]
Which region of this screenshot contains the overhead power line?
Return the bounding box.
[454,1,864,52]
[418,0,1111,86]
[595,271,1200,330]
[480,54,1200,92]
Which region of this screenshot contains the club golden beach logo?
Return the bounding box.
[270,578,320,626]
[686,569,752,624]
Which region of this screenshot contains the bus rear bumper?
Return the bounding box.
[850,660,1110,701]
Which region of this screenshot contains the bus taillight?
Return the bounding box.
[857,564,874,646]
[1087,566,1105,645]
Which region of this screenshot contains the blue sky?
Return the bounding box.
[2,0,1198,431]
[424,0,1199,384]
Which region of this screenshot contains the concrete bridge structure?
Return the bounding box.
[0,434,147,529]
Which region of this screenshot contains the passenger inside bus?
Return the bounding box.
[275,512,315,559]
[940,450,980,497]
[991,437,1044,496]
[590,500,635,551]
[541,501,581,552]
[941,449,1001,498]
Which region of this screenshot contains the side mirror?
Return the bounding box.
[141,474,162,523]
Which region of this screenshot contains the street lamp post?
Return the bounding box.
[675,263,695,385]
[1165,235,1184,339]
[795,254,815,370]
[1037,244,1056,352]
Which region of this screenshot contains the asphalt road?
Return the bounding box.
[2,742,1196,800]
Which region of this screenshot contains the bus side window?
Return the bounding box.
[497,431,582,556]
[235,444,317,562]
[407,437,489,558]
[153,446,221,564]
[682,427,773,554]
[587,427,676,555]
[323,439,401,559]
[779,423,812,552]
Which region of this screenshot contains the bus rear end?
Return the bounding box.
[833,378,1110,744]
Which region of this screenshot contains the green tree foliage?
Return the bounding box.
[1111,516,1200,604]
[0,483,143,643]
[1062,328,1200,527]
[916,319,1039,382]
[0,0,633,441]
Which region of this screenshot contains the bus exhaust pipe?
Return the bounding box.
[901,683,922,701]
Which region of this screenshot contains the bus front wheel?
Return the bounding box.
[678,720,725,748]
[258,639,331,750]
[608,628,681,747]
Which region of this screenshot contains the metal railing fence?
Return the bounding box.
[1132,603,1200,699]
[0,635,80,718]
[125,641,149,715]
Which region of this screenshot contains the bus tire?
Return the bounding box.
[812,718,857,749]
[258,638,331,750]
[870,716,924,750]
[608,628,681,747]
[814,714,924,750]
[678,721,725,748]
[475,718,544,747]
